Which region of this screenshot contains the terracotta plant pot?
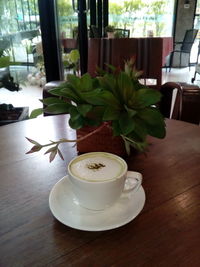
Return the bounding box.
[76,124,127,156]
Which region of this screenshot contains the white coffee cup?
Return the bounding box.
[68,152,142,210]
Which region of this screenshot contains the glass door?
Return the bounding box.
[0,0,44,119]
[56,0,91,78]
[193,0,200,64]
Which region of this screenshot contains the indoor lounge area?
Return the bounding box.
[1,0,200,266]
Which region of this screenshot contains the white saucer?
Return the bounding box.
[49,176,145,231]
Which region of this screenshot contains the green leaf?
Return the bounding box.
[48,87,71,98]
[111,121,122,136]
[95,66,106,76]
[100,90,121,108]
[146,122,166,139]
[105,63,116,72]
[67,74,81,89]
[69,106,81,121]
[0,56,10,67]
[44,103,71,114]
[131,117,147,141]
[68,117,84,129]
[87,106,105,121]
[123,139,131,155]
[84,117,102,127]
[103,107,120,121]
[98,74,117,94]
[60,87,82,102]
[42,97,67,105]
[130,88,161,108]
[129,140,148,152]
[124,105,137,117]
[138,107,164,125]
[80,89,104,105]
[138,107,166,138]
[80,73,93,91]
[29,108,43,119]
[69,49,80,63]
[77,104,92,116]
[119,113,135,135]
[117,72,134,103]
[121,135,148,152]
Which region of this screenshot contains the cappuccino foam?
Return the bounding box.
[69,153,125,181]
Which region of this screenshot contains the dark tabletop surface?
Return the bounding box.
[0,115,200,266]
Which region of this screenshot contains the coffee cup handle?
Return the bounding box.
[123,171,142,193]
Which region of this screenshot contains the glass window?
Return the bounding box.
[109,0,175,37]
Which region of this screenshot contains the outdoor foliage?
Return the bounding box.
[0,0,173,38]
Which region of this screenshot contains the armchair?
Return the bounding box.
[168,29,198,71]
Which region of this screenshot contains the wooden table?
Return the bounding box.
[0,115,200,266]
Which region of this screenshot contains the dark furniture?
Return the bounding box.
[61,38,173,90]
[0,105,29,126]
[87,37,173,89]
[1,115,200,266]
[114,28,130,38]
[160,82,200,125]
[168,29,198,71]
[61,38,78,53]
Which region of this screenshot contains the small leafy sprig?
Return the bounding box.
[26,122,110,162]
[26,137,65,162]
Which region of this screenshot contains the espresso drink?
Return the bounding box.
[69,152,126,182]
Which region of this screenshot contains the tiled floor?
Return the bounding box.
[0,66,199,117]
[162,66,198,85]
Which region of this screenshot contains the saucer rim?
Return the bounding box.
[49,175,146,231]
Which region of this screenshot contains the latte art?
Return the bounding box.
[69,153,126,181]
[87,162,105,170]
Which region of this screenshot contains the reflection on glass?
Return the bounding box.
[109,0,175,37]
[57,0,80,79]
[0,0,44,115]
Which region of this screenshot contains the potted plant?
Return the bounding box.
[63,49,80,75]
[27,58,166,162]
[105,25,115,38]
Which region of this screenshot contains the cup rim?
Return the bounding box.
[68,152,127,183]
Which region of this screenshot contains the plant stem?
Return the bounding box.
[42,122,110,148]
